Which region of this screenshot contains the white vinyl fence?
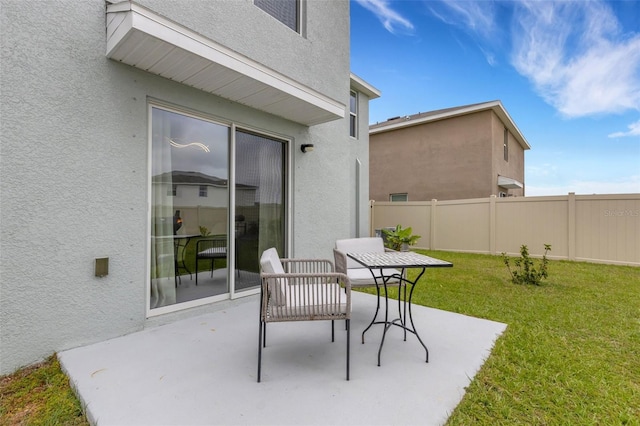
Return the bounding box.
[371,193,640,266]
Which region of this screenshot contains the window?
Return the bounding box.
[390,193,408,202]
[199,185,207,197]
[503,128,509,161]
[349,90,358,138]
[254,0,299,32]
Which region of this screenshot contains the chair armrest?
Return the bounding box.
[333,249,348,274]
[280,258,335,274]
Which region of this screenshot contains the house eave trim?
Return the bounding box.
[106,1,345,126]
[370,100,531,150]
[350,72,381,99]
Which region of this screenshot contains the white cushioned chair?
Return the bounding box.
[258,247,351,382]
[333,237,403,288]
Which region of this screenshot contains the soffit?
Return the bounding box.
[498,176,524,189]
[106,1,345,126]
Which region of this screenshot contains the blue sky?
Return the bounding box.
[350,0,640,196]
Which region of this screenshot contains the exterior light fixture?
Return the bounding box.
[301,144,314,153]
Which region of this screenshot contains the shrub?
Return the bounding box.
[382,225,421,251]
[502,244,552,285]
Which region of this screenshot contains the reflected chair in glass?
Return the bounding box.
[195,237,227,285]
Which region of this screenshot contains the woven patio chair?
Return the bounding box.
[257,247,351,382]
[333,237,404,288]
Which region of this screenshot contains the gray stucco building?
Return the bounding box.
[0,0,380,374]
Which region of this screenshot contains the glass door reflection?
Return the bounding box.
[150,107,229,309]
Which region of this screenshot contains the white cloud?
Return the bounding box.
[510,1,640,118]
[433,0,496,38]
[428,0,499,64]
[354,0,414,34]
[608,119,640,138]
[426,1,640,118]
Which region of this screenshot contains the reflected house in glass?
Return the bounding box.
[152,171,258,236]
[0,0,380,374]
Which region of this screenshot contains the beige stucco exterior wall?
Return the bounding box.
[492,114,525,197]
[370,110,525,201]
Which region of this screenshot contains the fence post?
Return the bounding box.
[568,192,576,261]
[489,195,497,255]
[430,199,437,250]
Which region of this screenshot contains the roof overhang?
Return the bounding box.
[498,176,524,189]
[106,1,345,126]
[370,100,531,150]
[350,73,381,100]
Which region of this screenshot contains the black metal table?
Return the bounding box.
[347,251,452,366]
[153,234,200,286]
[173,234,200,283]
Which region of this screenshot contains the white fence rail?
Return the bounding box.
[371,193,640,266]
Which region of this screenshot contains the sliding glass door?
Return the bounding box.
[149,105,286,312]
[234,130,285,292]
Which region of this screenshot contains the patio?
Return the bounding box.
[59,291,506,425]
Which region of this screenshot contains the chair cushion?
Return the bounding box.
[347,267,401,287]
[260,248,286,306]
[260,247,284,274]
[198,247,227,257]
[336,237,386,269]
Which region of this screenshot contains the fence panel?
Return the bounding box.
[371,193,640,266]
[575,195,640,264]
[371,201,432,249]
[495,197,569,258]
[435,199,490,253]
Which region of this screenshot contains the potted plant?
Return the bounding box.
[382,225,421,251]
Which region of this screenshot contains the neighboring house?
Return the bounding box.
[0,0,380,374]
[369,101,530,202]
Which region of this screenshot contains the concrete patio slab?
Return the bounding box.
[59,291,507,426]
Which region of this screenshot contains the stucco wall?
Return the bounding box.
[128,0,349,103]
[492,113,525,196]
[370,111,496,202]
[0,0,354,374]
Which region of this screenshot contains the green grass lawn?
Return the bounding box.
[411,250,640,425]
[2,251,638,425]
[0,355,88,425]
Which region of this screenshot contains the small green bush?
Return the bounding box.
[502,244,551,285]
[382,224,421,251]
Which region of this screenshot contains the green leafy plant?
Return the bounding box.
[382,225,421,251]
[502,244,552,285]
[199,225,211,236]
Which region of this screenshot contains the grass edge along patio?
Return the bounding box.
[2,250,638,425]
